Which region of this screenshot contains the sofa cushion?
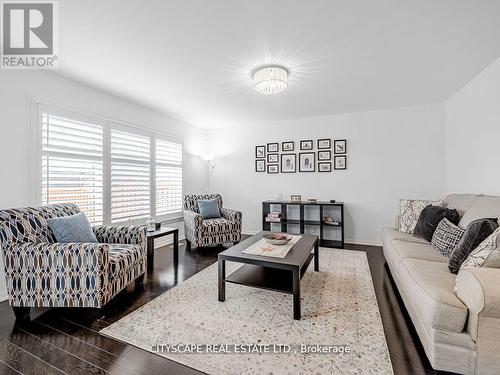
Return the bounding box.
[443,194,481,217]
[459,196,500,228]
[431,218,465,257]
[108,243,145,280]
[381,227,429,245]
[399,199,442,234]
[391,240,448,263]
[202,218,239,234]
[413,205,460,242]
[399,258,468,333]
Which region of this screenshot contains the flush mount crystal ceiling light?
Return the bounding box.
[253,66,288,95]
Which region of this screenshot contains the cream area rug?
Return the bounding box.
[101,249,393,374]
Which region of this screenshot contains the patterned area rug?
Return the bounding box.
[101,249,393,374]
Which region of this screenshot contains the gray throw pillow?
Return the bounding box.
[448,218,499,274]
[47,212,98,243]
[198,199,221,219]
[413,205,460,242]
[431,218,465,257]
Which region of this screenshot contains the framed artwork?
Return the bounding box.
[291,195,302,202]
[267,153,279,163]
[255,146,265,158]
[299,152,315,172]
[267,164,279,174]
[334,139,347,154]
[317,139,331,149]
[282,141,294,151]
[255,159,265,172]
[281,153,296,173]
[318,162,331,172]
[318,150,331,161]
[334,155,347,170]
[300,140,313,150]
[267,143,279,153]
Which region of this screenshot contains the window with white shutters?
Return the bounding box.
[41,112,104,225]
[156,139,183,216]
[110,129,151,223]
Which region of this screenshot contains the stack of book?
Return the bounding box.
[265,212,282,223]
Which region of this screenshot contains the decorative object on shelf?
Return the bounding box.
[155,222,162,230]
[253,66,288,95]
[308,198,318,203]
[255,145,265,158]
[334,155,347,170]
[282,141,294,151]
[267,143,279,152]
[318,162,331,172]
[267,153,279,163]
[324,216,340,225]
[263,232,293,246]
[317,139,331,149]
[146,217,155,232]
[300,140,313,150]
[291,195,302,202]
[334,139,347,154]
[265,211,282,223]
[281,153,296,173]
[299,152,315,172]
[267,164,279,174]
[256,159,265,172]
[318,150,331,161]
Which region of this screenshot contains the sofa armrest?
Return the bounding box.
[220,207,242,223]
[93,225,146,249]
[183,210,203,244]
[2,241,110,307]
[183,210,203,227]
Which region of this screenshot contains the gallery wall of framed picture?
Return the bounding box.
[255,139,348,174]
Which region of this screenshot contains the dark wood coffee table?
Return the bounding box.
[218,232,319,320]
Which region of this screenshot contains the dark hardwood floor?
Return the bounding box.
[0,237,455,375]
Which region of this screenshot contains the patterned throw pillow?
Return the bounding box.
[399,199,442,234]
[431,218,465,257]
[459,227,500,270]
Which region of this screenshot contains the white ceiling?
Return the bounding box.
[58,0,500,129]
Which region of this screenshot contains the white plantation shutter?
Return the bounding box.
[110,129,151,223]
[41,112,104,225]
[155,139,183,216]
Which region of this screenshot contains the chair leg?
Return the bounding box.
[185,240,191,250]
[233,241,240,246]
[12,306,30,320]
[135,273,145,287]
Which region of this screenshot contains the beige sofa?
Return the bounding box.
[382,194,500,375]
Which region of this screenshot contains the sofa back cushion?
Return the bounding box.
[184,194,223,213]
[443,194,481,217]
[459,195,500,228]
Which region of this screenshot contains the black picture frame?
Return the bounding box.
[300,140,313,150]
[299,152,315,172]
[281,153,297,173]
[267,164,279,174]
[267,153,279,163]
[334,155,347,170]
[255,145,265,158]
[334,139,347,154]
[318,150,331,161]
[282,141,294,151]
[267,143,279,153]
[318,162,331,172]
[255,159,265,172]
[317,139,331,149]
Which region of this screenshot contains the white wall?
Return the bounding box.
[0,70,208,300]
[446,56,500,196]
[209,103,447,245]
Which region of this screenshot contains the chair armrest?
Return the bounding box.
[183,210,203,227]
[93,225,146,248]
[220,208,242,223]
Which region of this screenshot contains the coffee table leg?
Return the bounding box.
[147,237,154,274]
[218,259,225,302]
[293,267,301,320]
[314,240,319,272]
[173,230,179,264]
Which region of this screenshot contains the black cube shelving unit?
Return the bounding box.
[262,201,344,248]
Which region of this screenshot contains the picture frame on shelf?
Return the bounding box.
[300,140,313,150]
[317,138,331,149]
[299,152,315,172]
[291,195,302,202]
[318,150,331,161]
[267,153,279,163]
[255,145,265,158]
[282,141,294,151]
[334,155,347,170]
[267,143,279,153]
[267,164,279,174]
[334,139,347,154]
[318,162,332,172]
[281,153,296,173]
[255,159,265,172]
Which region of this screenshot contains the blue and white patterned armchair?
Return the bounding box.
[183,194,242,248]
[0,203,146,319]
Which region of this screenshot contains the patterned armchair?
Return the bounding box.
[183,194,242,248]
[0,203,146,319]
